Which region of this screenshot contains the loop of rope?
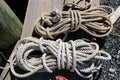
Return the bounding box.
[34,6,114,39]
[9,37,111,78]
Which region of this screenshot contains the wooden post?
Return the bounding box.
[0,0,22,50]
[1,0,100,80]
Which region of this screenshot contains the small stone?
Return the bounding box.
[109,68,116,73]
[118,50,120,54]
[116,55,120,59]
[110,73,115,77]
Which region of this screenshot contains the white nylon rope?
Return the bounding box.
[9,37,111,78]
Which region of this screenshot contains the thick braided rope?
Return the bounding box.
[10,37,111,78]
[34,6,114,39]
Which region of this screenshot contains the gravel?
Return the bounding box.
[99,0,120,80]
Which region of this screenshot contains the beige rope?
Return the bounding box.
[34,6,114,39]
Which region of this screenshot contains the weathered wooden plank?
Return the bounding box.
[64,0,74,4]
[91,0,100,7]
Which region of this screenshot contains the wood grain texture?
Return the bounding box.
[64,0,74,4]
[91,0,100,7]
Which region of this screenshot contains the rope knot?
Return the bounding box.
[42,10,62,27]
[70,10,81,32]
[57,40,77,72]
[50,10,62,23]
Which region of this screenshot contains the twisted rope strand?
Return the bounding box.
[9,37,111,78]
[34,6,114,39]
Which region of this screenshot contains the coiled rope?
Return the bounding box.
[9,37,111,78]
[34,6,114,39]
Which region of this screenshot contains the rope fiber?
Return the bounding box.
[9,37,111,78]
[34,6,114,39]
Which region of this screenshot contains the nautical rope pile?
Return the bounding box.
[10,37,111,78]
[34,6,114,39]
[0,0,114,79]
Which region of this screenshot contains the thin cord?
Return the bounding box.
[9,37,111,78]
[34,6,114,39]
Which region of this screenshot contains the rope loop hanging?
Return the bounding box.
[9,37,111,78]
[34,6,114,39]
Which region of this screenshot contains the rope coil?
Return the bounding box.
[10,37,111,78]
[34,6,114,39]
